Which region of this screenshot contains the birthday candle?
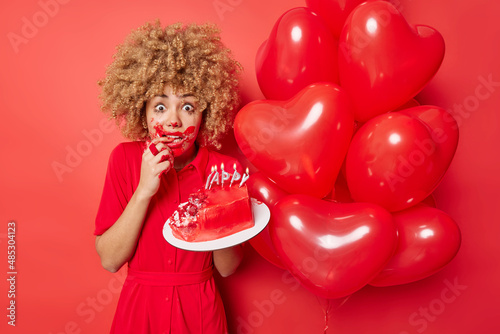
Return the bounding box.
[205,166,214,189]
[221,163,230,187]
[239,168,249,187]
[230,163,241,187]
[210,165,220,189]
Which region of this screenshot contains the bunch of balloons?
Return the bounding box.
[234,0,461,299]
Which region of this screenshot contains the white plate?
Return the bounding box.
[163,199,270,251]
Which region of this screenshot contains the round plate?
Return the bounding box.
[163,199,270,251]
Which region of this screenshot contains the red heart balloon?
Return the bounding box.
[338,1,445,122]
[247,172,289,209]
[400,104,459,165]
[370,204,461,287]
[270,194,397,299]
[326,172,437,208]
[256,7,339,101]
[235,83,354,198]
[306,0,368,37]
[345,106,459,212]
[246,172,289,269]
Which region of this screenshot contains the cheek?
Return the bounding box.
[183,126,199,144]
[145,108,156,132]
[186,113,203,138]
[148,119,162,138]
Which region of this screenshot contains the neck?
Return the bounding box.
[174,144,198,170]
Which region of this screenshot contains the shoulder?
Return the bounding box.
[106,142,145,174]
[102,141,144,187]
[109,141,145,160]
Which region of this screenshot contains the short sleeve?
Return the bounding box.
[94,144,132,235]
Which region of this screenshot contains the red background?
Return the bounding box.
[1,0,499,333]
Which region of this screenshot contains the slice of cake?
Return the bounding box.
[167,184,254,242]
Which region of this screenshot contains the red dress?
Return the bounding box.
[95,142,240,334]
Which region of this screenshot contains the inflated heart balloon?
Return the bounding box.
[246,172,289,209]
[338,1,445,122]
[256,7,339,101]
[235,83,354,198]
[345,105,458,212]
[270,194,397,299]
[400,104,459,164]
[370,204,461,287]
[306,0,368,37]
[247,173,289,269]
[326,172,436,207]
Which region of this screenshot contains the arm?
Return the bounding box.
[213,244,244,277]
[95,139,173,273]
[95,190,151,273]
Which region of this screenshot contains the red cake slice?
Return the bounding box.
[167,184,254,242]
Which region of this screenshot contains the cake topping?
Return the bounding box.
[230,163,241,186]
[205,164,249,190]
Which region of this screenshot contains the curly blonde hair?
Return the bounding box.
[98,20,242,149]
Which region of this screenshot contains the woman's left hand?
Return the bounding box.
[214,244,244,277]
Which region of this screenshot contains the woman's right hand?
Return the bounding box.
[96,139,173,273]
[136,138,174,199]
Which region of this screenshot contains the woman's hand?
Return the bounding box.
[95,138,174,273]
[214,244,244,277]
[137,138,174,199]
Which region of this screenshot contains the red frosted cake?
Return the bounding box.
[167,184,254,242]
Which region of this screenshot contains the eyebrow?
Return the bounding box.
[160,93,195,98]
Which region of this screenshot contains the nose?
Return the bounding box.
[164,110,181,128]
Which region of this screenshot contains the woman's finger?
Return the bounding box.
[148,142,160,156]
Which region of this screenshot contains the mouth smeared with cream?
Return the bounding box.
[151,122,197,157]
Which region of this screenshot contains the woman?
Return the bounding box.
[95,21,244,333]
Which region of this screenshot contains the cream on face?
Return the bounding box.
[150,122,197,157]
[145,85,203,161]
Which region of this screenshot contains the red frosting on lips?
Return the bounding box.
[150,123,197,158]
[152,123,196,139]
[166,126,197,157]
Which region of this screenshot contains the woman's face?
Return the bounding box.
[145,85,203,159]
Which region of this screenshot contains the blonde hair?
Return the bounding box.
[98,20,242,149]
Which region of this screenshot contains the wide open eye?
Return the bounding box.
[182,103,195,113]
[155,104,166,112]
